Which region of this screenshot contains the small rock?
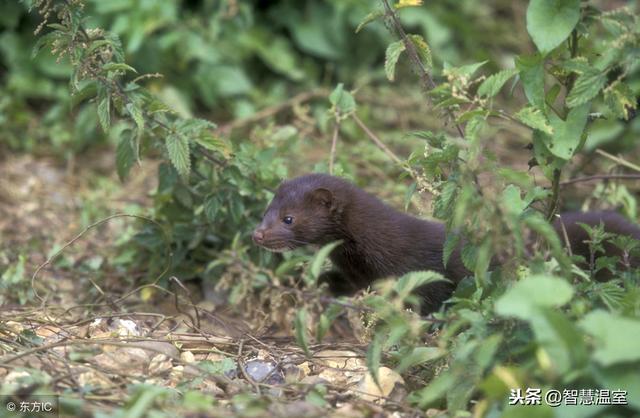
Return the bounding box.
[148,354,173,376]
[355,367,406,404]
[181,350,196,363]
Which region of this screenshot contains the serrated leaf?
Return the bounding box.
[194,133,231,158]
[116,135,135,181]
[355,9,385,33]
[445,61,488,79]
[514,106,553,135]
[166,133,191,179]
[526,0,581,53]
[97,89,111,133]
[204,195,220,221]
[329,84,356,114]
[537,102,590,160]
[566,68,607,108]
[477,68,518,98]
[294,308,311,357]
[433,180,458,220]
[385,40,406,82]
[126,103,145,161]
[562,57,592,74]
[604,81,636,120]
[443,232,460,267]
[408,34,432,69]
[460,242,477,272]
[515,54,545,109]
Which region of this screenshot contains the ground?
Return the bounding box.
[0,151,433,418]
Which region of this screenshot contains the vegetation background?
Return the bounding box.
[0,0,639,417]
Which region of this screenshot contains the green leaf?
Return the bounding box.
[515,54,545,109]
[204,195,220,221]
[514,106,553,135]
[562,57,593,74]
[294,308,311,357]
[97,88,111,133]
[604,81,637,120]
[329,84,356,115]
[385,40,406,82]
[408,34,432,69]
[194,132,231,158]
[500,185,527,215]
[126,103,145,160]
[410,372,456,409]
[460,241,477,272]
[308,240,343,284]
[536,102,590,160]
[395,347,445,374]
[116,135,136,182]
[580,310,640,366]
[71,82,97,108]
[566,68,607,108]
[594,365,640,411]
[532,130,567,180]
[394,271,448,300]
[530,308,587,375]
[102,62,137,73]
[315,303,342,342]
[526,0,581,53]
[477,68,518,98]
[355,9,385,33]
[523,212,571,270]
[443,232,461,267]
[495,274,574,320]
[166,134,191,179]
[445,60,488,79]
[157,163,178,194]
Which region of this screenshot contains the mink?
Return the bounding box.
[253,174,640,314]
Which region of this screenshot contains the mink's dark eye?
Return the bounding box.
[282,216,293,225]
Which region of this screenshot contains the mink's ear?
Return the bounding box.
[309,188,333,209]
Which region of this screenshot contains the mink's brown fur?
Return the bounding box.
[253,174,640,314]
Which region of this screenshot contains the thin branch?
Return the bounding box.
[380,0,465,139]
[560,173,640,186]
[351,113,403,165]
[329,119,341,175]
[546,168,561,221]
[596,149,640,173]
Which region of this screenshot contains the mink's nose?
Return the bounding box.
[252,229,265,244]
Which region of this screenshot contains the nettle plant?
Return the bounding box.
[31,0,291,286]
[351,0,640,414]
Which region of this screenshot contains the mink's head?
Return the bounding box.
[252,174,350,252]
